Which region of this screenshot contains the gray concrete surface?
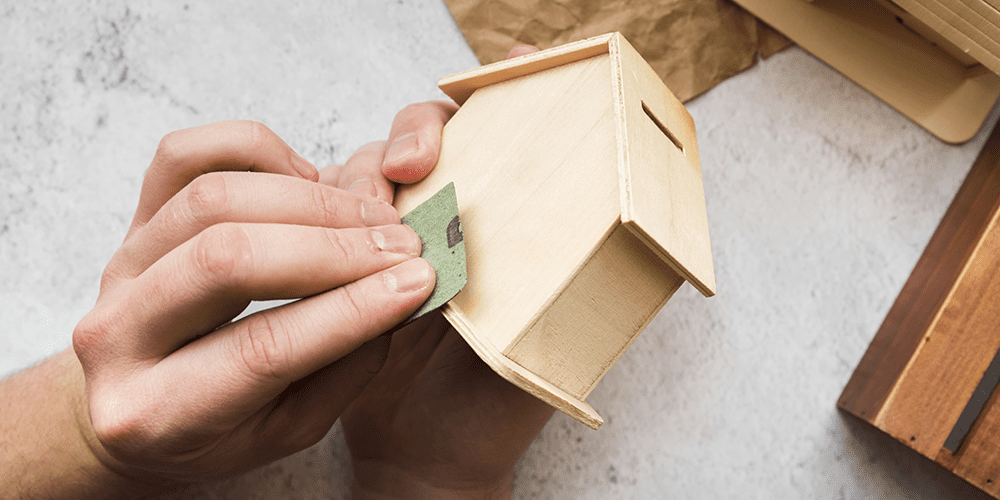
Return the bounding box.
[2,1,997,498]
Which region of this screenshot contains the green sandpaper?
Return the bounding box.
[400,182,467,323]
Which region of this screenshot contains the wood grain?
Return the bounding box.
[397,53,621,352]
[442,303,605,429]
[874,208,1000,456]
[396,33,713,427]
[839,121,1000,497]
[614,35,715,297]
[839,120,1000,420]
[438,33,614,106]
[506,224,684,399]
[889,0,1000,69]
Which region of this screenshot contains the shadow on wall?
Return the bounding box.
[838,411,993,500]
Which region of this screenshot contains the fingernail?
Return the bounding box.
[371,226,421,255]
[361,200,399,227]
[291,151,318,180]
[383,133,418,165]
[347,177,378,197]
[383,259,432,293]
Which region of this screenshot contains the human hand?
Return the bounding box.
[343,316,555,499]
[72,119,437,484]
[342,45,555,500]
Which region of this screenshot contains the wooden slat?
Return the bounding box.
[877,0,982,67]
[838,121,1000,421]
[945,210,1000,494]
[893,0,1000,72]
[956,0,1000,43]
[438,34,613,106]
[840,121,1000,498]
[874,207,1000,456]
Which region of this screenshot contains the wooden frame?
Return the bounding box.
[839,121,1000,497]
[395,33,716,429]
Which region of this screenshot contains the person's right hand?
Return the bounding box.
[342,44,553,500]
[71,120,436,484]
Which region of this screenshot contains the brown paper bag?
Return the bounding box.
[443,0,790,102]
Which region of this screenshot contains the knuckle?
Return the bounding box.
[71,312,104,359]
[152,130,183,169]
[72,307,122,364]
[191,223,253,286]
[310,186,343,223]
[98,260,125,294]
[183,173,231,224]
[89,392,157,459]
[397,102,427,120]
[331,284,369,330]
[322,228,367,263]
[90,399,136,446]
[243,120,272,156]
[237,314,293,381]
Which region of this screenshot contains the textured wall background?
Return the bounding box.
[1,1,997,498]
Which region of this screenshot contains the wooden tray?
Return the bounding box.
[839,121,1000,497]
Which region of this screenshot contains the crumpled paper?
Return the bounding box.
[443,0,790,102]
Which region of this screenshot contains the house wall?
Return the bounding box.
[505,223,684,399]
[395,53,622,351]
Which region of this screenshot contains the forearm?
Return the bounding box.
[0,349,166,499]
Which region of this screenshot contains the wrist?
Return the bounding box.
[1,349,173,499]
[67,351,180,496]
[351,458,513,500]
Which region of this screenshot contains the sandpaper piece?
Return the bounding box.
[944,344,1000,452]
[442,0,791,103]
[400,182,467,323]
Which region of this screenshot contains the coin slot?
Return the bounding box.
[642,101,684,155]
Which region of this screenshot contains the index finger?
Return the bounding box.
[130,120,319,236]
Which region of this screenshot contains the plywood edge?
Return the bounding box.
[438,33,616,105]
[838,121,1000,421]
[609,33,631,233]
[441,302,605,429]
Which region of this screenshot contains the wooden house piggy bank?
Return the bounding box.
[394,33,716,429]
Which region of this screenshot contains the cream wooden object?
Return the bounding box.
[886,0,1000,69]
[733,0,1000,144]
[394,33,715,429]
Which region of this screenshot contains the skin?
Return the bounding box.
[342,44,553,500]
[0,45,548,500]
